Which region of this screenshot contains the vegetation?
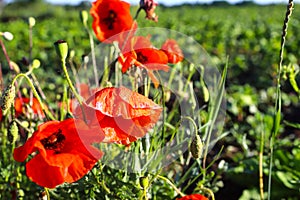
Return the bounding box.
[0,1,300,199]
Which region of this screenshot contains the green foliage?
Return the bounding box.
[1,1,300,199]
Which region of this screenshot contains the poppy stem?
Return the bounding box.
[60,59,88,123]
[44,188,51,200]
[11,73,55,120]
[61,59,83,105]
[84,25,99,88]
[156,175,185,197]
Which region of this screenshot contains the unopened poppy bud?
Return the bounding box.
[140,176,149,189]
[189,134,203,159]
[1,84,16,115]
[139,0,158,22]
[8,120,18,143]
[80,10,88,27]
[202,85,209,103]
[28,17,36,28]
[82,55,89,64]
[54,40,68,60]
[69,50,75,59]
[32,59,41,69]
[1,31,14,41]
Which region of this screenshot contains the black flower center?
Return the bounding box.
[137,52,148,63]
[103,10,117,30]
[41,129,66,152]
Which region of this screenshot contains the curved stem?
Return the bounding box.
[61,59,82,104]
[156,175,185,197]
[11,73,54,120]
[44,188,51,200]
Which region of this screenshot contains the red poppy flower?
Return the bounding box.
[121,35,153,53]
[177,194,208,200]
[161,39,184,64]
[13,118,103,188]
[90,0,136,43]
[119,48,169,88]
[75,86,162,145]
[14,97,44,117]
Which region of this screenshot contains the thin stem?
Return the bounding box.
[259,116,265,200]
[61,59,82,105]
[268,1,293,199]
[0,38,13,71]
[87,28,99,88]
[0,38,22,99]
[201,187,215,200]
[156,175,185,197]
[44,188,51,200]
[11,73,54,120]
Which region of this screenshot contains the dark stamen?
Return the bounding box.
[137,52,148,63]
[102,10,117,30]
[41,129,66,152]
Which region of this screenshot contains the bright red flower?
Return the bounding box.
[161,39,184,64]
[121,35,153,53]
[75,86,162,145]
[90,0,136,43]
[13,118,103,188]
[14,97,44,117]
[118,35,169,87]
[177,194,209,200]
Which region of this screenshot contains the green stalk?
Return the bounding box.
[11,73,54,120]
[268,1,293,199]
[156,175,185,197]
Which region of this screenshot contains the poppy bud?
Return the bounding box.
[140,176,149,189]
[1,84,16,115]
[28,17,36,28]
[32,59,41,69]
[69,50,75,59]
[8,120,18,143]
[189,134,203,159]
[54,40,68,61]
[202,85,209,103]
[139,0,158,22]
[1,31,14,41]
[80,10,88,27]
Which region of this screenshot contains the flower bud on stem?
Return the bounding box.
[54,40,86,121]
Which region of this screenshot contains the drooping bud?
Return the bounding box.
[189,134,203,159]
[8,120,19,143]
[139,0,158,22]
[80,10,89,27]
[28,17,36,28]
[1,84,16,115]
[140,176,149,190]
[1,31,14,41]
[54,40,68,61]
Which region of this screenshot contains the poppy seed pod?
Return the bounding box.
[189,134,203,159]
[8,120,19,144]
[80,10,89,27]
[54,40,68,61]
[1,84,16,115]
[140,176,149,189]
